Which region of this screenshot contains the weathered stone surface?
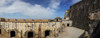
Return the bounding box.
[64,0,100,31]
[0,18,72,38]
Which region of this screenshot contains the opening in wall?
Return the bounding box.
[28,31,34,38]
[57,19,59,21]
[45,30,50,37]
[10,31,16,37]
[0,29,1,34]
[67,23,70,26]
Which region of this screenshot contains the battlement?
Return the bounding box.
[0,18,56,23]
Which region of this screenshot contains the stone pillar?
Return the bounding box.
[34,35,38,38]
[41,33,45,38]
[17,32,21,38]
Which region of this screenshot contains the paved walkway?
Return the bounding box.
[47,27,85,38]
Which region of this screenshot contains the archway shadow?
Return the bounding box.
[44,30,51,38]
[25,31,35,38]
[10,31,16,37]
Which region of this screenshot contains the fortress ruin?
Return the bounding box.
[0,16,72,38]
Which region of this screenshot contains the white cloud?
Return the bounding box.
[49,0,61,9]
[0,0,11,6]
[0,0,61,19]
[0,0,19,6]
[71,0,81,4]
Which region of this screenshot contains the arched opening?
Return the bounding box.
[10,31,16,37]
[67,23,70,26]
[27,31,34,38]
[56,19,59,21]
[45,30,51,37]
[0,29,1,34]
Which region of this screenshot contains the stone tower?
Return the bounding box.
[64,10,70,20]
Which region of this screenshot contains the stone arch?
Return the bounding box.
[25,30,35,38]
[9,30,18,38]
[44,30,51,37]
[10,31,15,37]
[0,25,2,35]
[67,23,70,26]
[0,29,1,34]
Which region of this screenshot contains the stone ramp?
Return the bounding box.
[47,27,85,38]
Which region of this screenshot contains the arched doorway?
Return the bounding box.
[27,31,34,38]
[0,25,2,35]
[67,23,70,26]
[56,19,59,21]
[0,29,1,34]
[44,30,51,37]
[10,31,16,37]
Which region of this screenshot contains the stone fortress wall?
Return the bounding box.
[64,0,100,38]
[0,17,72,38]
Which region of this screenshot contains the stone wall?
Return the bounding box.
[66,0,100,31]
[0,20,72,38]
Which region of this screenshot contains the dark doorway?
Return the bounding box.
[67,23,70,26]
[10,31,15,37]
[0,29,1,34]
[45,30,50,37]
[57,19,59,21]
[28,31,33,38]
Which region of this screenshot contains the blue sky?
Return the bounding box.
[0,0,81,19]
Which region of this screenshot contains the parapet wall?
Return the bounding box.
[0,18,50,23]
